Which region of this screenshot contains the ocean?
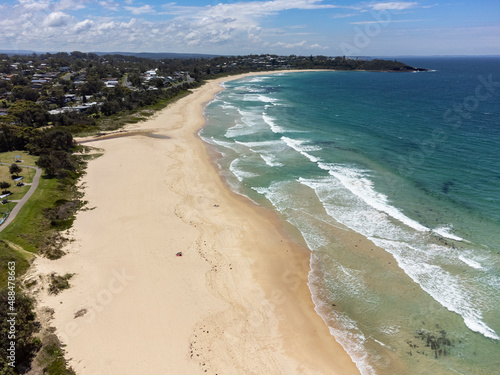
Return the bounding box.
[200,57,500,374]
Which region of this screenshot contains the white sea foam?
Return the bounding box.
[243,93,279,104]
[281,137,322,163]
[244,76,271,83]
[298,174,499,341]
[371,238,500,341]
[253,183,336,250]
[298,176,408,240]
[259,154,284,167]
[459,255,484,270]
[247,87,263,93]
[235,140,283,148]
[253,176,500,371]
[308,261,377,375]
[225,123,257,138]
[433,225,465,242]
[208,137,240,152]
[219,101,236,110]
[223,108,270,138]
[238,108,270,129]
[380,325,400,336]
[373,339,390,348]
[263,113,288,133]
[316,163,429,233]
[229,158,259,182]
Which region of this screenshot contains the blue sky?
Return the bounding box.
[1,0,499,56]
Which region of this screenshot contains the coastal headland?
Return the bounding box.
[32,71,360,374]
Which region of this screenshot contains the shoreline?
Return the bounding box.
[32,71,360,374]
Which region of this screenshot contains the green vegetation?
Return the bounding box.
[0,144,85,374]
[35,334,76,375]
[1,173,66,254]
[0,151,38,167]
[0,289,40,374]
[96,88,193,132]
[48,273,74,295]
[0,241,30,290]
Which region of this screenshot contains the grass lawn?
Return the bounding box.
[0,152,38,205]
[0,150,38,166]
[0,240,31,290]
[8,185,30,200]
[0,176,60,254]
[0,160,36,185]
[0,201,17,213]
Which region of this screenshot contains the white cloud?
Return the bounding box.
[332,13,358,19]
[156,0,344,49]
[74,19,93,33]
[97,21,116,31]
[350,19,424,24]
[125,5,155,15]
[43,11,71,27]
[370,2,419,11]
[310,43,328,50]
[1,0,341,52]
[273,40,328,50]
[99,1,119,11]
[18,0,51,12]
[54,0,86,12]
[2,0,458,55]
[162,0,340,19]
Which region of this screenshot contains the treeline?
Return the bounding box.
[0,289,40,374]
[0,126,77,178]
[286,55,425,71]
[1,51,206,81]
[99,81,198,116]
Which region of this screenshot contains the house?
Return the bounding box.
[143,69,158,81]
[49,102,101,115]
[64,94,76,103]
[32,79,47,89]
[103,79,119,88]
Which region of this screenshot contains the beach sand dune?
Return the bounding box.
[32,73,360,374]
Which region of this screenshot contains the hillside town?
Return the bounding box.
[0,52,424,135]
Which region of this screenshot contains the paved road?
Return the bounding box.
[0,164,42,233]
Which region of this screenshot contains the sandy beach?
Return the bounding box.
[32,71,360,374]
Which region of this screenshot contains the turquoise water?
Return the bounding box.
[200,57,500,374]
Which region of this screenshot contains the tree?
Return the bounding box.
[0,181,11,190]
[149,78,164,89]
[7,100,49,128]
[49,87,66,107]
[10,75,29,86]
[128,73,142,87]
[9,163,22,177]
[0,290,40,373]
[81,78,104,95]
[101,100,121,116]
[11,86,40,102]
[36,150,76,177]
[27,129,74,155]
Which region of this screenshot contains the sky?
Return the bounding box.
[0,0,499,56]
